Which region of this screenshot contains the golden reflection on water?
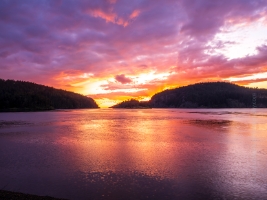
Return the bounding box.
[55,109,267,186]
[128,119,179,177]
[56,113,186,178]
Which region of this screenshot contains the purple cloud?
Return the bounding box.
[115,74,132,84]
[0,0,267,106]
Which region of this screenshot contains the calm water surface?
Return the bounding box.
[0,109,267,200]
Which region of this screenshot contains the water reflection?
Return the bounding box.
[59,115,183,178]
[0,109,267,199]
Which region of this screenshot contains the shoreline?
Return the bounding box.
[0,190,66,200]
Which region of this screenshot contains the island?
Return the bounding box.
[0,79,99,111]
[150,82,267,108]
[110,99,151,109]
[111,82,267,108]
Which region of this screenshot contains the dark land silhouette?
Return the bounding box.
[0,190,66,200]
[0,79,99,111]
[1,80,267,110]
[111,99,151,109]
[112,82,267,108]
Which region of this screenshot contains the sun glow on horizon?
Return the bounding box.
[63,71,176,108]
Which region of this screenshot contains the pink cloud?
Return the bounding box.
[129,10,140,19]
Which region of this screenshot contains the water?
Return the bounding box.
[0,109,267,200]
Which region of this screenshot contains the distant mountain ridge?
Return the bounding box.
[0,79,99,111]
[150,82,267,108]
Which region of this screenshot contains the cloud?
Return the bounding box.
[0,0,267,107]
[114,74,132,84]
[129,9,140,19]
[232,78,267,85]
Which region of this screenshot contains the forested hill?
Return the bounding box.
[150,82,267,108]
[0,79,99,111]
[111,99,151,108]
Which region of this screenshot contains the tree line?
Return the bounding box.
[112,82,267,108]
[150,82,267,108]
[0,79,99,111]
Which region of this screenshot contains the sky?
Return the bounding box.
[0,0,267,107]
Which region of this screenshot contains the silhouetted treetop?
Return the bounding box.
[111,99,151,108]
[0,79,99,111]
[150,82,267,108]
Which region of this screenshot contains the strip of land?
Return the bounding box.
[0,190,67,200]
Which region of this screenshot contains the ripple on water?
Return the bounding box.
[0,120,33,128]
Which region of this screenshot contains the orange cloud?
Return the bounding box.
[89,8,128,26]
[90,9,117,23]
[129,10,140,19]
[232,78,267,85]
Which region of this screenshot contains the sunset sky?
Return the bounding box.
[0,0,267,107]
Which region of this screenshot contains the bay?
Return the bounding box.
[0,109,267,200]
